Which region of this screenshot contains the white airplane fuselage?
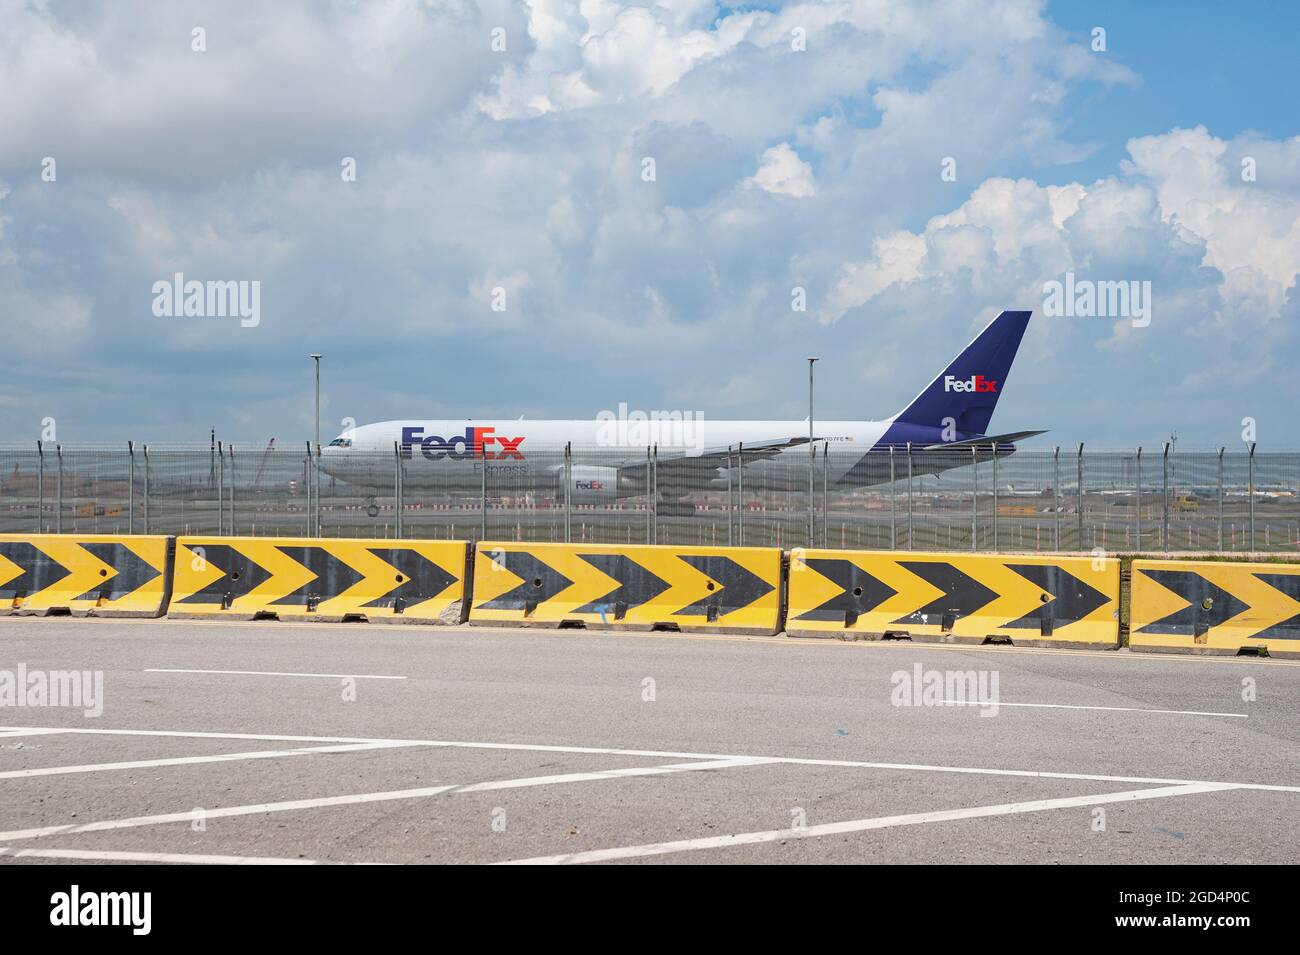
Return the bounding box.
[317,310,1040,504]
[320,417,897,499]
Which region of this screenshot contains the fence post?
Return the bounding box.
[393,441,402,539]
[1053,446,1060,550]
[1161,442,1170,551]
[887,445,895,549]
[310,446,318,540]
[1134,446,1142,551]
[564,442,572,543]
[647,445,653,545]
[1248,441,1256,553]
[821,442,829,549]
[313,443,320,538]
[127,441,135,535]
[725,446,733,547]
[1076,443,1085,551]
[218,442,226,535]
[36,441,44,534]
[971,445,978,552]
[906,442,913,551]
[56,443,63,534]
[143,444,150,534]
[991,442,998,552]
[651,444,659,545]
[737,442,744,547]
[1217,447,1225,552]
[230,445,237,536]
[480,446,487,543]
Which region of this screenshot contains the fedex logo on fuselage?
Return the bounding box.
[400,426,525,461]
[943,375,998,393]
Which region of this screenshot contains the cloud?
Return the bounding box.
[0,1,1290,444]
[824,128,1300,338]
[748,143,815,198]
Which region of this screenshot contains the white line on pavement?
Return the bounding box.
[3,724,1297,794]
[498,782,1240,864]
[0,846,364,865]
[938,699,1248,718]
[0,729,69,739]
[0,741,414,780]
[144,668,406,680]
[0,757,776,842]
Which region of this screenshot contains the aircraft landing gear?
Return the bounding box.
[365,497,380,518]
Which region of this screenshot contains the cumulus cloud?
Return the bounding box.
[825,128,1300,338]
[748,143,815,198]
[0,1,1288,444]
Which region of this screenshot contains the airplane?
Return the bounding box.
[319,309,1045,517]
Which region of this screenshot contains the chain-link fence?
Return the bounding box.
[2,442,1295,553]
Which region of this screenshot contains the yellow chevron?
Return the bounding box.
[788,550,1118,646]
[1132,559,1300,654]
[397,542,466,616]
[22,538,117,607]
[0,534,170,616]
[172,541,226,606]
[471,545,529,611]
[470,542,781,633]
[1129,565,1191,634]
[170,536,466,623]
[104,539,169,610]
[0,548,25,592]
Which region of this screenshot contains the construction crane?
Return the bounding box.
[252,438,276,490]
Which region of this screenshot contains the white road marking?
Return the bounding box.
[499,782,1240,865]
[0,729,68,739]
[0,757,776,842]
[0,741,413,780]
[4,724,1298,794]
[0,846,362,865]
[144,668,406,680]
[938,699,1248,718]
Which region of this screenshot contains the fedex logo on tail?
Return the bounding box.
[401,426,525,461]
[943,375,998,393]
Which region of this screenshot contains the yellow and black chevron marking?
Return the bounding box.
[1131,559,1300,658]
[169,537,468,624]
[785,549,1119,647]
[469,542,782,635]
[0,534,171,618]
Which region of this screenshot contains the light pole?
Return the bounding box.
[310,354,322,450]
[808,357,818,547]
[310,353,321,537]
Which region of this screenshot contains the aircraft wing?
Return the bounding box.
[613,436,811,476]
[921,429,1048,450]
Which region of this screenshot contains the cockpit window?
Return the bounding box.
[328,437,353,447]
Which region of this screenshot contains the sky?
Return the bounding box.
[1,0,1297,449]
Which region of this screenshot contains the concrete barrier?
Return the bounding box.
[469,542,783,635]
[168,536,468,624]
[1130,558,1300,658]
[0,534,172,617]
[785,549,1119,648]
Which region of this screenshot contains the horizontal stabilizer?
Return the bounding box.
[922,429,1048,450]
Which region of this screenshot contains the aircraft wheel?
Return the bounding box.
[366,503,380,518]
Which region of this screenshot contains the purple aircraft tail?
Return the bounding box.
[890,310,1031,437]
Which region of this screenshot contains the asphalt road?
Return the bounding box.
[0,618,1297,864]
